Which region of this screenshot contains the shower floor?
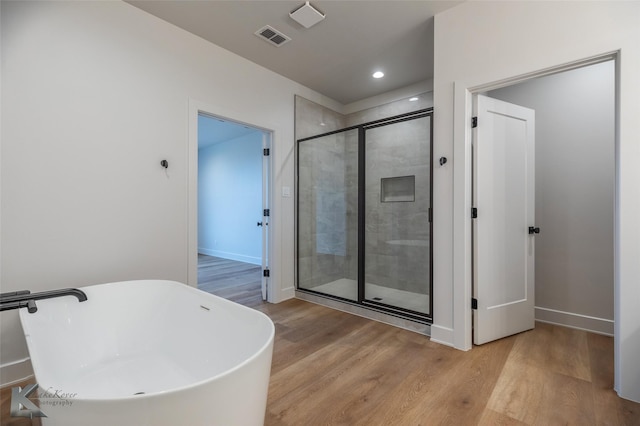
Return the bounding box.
[310,278,429,314]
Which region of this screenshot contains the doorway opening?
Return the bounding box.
[195,112,272,305]
[470,58,615,345]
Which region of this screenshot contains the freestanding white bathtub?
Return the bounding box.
[18,280,275,426]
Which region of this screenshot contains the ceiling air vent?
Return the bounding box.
[255,25,291,47]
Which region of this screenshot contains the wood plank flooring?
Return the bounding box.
[197,254,263,306]
[258,302,639,425]
[197,258,639,425]
[2,257,638,425]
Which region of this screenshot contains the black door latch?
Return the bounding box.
[528,226,540,234]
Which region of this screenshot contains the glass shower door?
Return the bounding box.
[297,128,359,301]
[363,115,432,315]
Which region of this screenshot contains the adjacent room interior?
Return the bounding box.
[486,60,615,336]
[197,113,267,303]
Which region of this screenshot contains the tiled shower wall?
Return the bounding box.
[364,117,431,294]
[295,94,431,295]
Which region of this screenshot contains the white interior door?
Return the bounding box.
[473,95,536,345]
[261,132,271,301]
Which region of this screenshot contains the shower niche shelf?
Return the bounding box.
[380,175,415,203]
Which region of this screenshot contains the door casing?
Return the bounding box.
[449,52,619,351]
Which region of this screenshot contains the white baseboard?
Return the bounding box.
[0,357,34,387]
[277,286,295,302]
[430,324,455,347]
[198,248,261,265]
[535,306,614,336]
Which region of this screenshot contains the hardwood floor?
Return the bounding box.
[197,254,263,306]
[2,258,638,425]
[259,301,639,425]
[197,258,639,424]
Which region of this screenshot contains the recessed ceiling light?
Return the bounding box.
[409,97,419,102]
[372,71,384,79]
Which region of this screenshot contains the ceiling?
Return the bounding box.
[125,1,462,105]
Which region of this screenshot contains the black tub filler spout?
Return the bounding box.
[0,288,88,314]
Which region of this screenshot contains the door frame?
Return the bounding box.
[451,51,619,351]
[188,99,275,301]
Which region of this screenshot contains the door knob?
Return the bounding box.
[528,226,540,234]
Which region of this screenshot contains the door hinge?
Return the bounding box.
[471,207,478,219]
[472,117,478,128]
[263,148,270,156]
[472,298,478,310]
[263,269,270,277]
[428,207,432,223]
[263,209,270,217]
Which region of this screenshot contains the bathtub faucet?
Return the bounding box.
[0,288,88,314]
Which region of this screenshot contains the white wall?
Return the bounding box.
[0,0,338,384]
[342,79,433,115]
[198,132,263,265]
[488,61,615,334]
[432,1,640,401]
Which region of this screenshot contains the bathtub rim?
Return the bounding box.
[19,279,275,402]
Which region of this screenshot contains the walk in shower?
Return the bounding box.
[297,109,433,321]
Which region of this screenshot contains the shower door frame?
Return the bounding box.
[296,108,434,323]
